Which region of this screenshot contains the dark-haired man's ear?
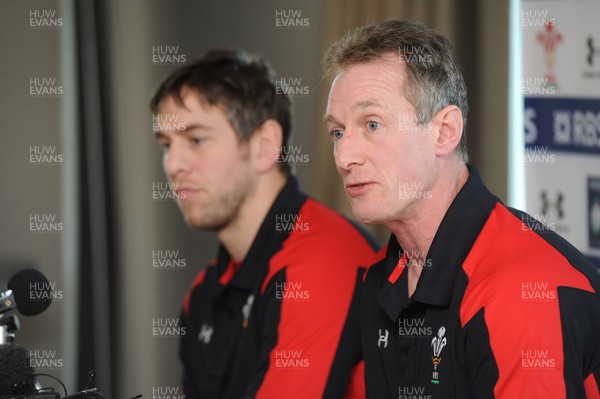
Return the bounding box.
[434,105,463,158]
[251,119,284,173]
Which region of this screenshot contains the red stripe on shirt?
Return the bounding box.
[388,253,408,284]
[585,373,600,399]
[256,199,375,398]
[343,360,366,399]
[219,259,241,286]
[461,204,594,398]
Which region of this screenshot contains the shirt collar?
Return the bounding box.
[216,176,307,291]
[379,165,499,318]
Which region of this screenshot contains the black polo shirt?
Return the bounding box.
[362,166,600,398]
[180,177,378,399]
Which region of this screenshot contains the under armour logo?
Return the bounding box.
[587,37,600,66]
[198,323,213,344]
[378,329,389,348]
[541,191,564,219]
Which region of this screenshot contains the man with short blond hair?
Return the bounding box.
[324,19,600,398]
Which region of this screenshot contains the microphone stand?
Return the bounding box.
[1,313,142,398]
[0,313,20,344]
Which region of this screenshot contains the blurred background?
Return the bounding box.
[1,0,599,397]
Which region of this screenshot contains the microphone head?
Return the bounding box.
[7,269,52,316]
[0,343,36,396]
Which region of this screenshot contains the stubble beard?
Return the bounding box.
[181,166,255,232]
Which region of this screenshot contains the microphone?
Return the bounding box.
[0,343,36,398]
[0,269,52,316]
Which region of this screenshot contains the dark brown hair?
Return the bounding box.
[151,49,293,174]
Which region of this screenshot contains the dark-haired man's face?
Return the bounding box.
[155,89,256,231]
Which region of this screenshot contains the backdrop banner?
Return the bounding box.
[521,0,600,268]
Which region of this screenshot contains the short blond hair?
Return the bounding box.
[323,19,469,161]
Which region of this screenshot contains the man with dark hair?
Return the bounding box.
[152,49,378,399]
[323,19,600,398]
